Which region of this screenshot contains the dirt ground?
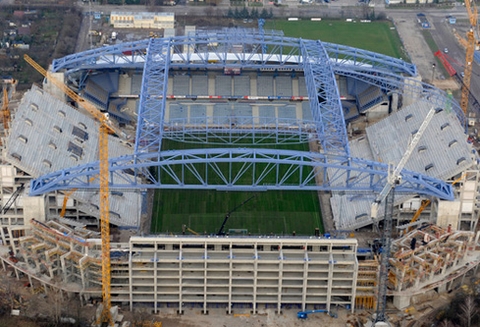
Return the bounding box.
[144,306,360,327]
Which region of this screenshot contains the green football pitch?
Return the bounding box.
[151,190,322,235]
[151,140,323,235]
[150,19,406,235]
[265,19,407,59]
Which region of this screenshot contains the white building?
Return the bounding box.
[110,12,175,29]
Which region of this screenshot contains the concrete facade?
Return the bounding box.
[2,219,358,314]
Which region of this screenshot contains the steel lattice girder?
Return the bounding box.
[29,148,454,201]
[51,40,149,73]
[323,42,417,76]
[29,29,457,202]
[301,39,350,156]
[50,30,416,77]
[161,117,317,145]
[134,38,171,155]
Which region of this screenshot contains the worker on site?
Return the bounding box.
[422,233,430,245]
[410,237,416,250]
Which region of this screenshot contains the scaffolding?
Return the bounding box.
[355,259,378,309]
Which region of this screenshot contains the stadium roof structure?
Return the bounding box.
[30,28,461,208]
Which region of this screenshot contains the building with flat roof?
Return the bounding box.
[110,12,174,29]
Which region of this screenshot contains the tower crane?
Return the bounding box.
[24,54,116,326]
[371,106,441,325]
[460,0,479,116]
[1,85,11,146]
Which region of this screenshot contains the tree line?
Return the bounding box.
[226,7,274,19]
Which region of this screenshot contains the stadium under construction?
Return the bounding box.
[1,27,480,317]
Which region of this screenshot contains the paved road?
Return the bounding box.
[429,12,480,121]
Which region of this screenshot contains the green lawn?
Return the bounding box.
[151,190,322,235]
[151,139,323,235]
[265,19,407,60]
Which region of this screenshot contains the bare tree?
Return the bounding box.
[0,272,18,316]
[40,278,65,325]
[459,295,478,327]
[438,319,457,327]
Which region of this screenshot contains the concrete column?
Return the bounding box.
[351,259,358,313]
[327,253,334,312]
[203,245,208,315]
[291,77,299,96]
[252,106,259,125]
[128,245,133,312]
[178,247,183,315]
[437,282,448,293]
[301,250,308,312]
[250,74,257,97]
[296,102,302,121]
[206,105,214,125]
[154,249,158,314]
[393,294,411,310]
[277,257,283,314]
[227,246,232,315]
[28,275,33,292]
[252,244,258,314]
[208,75,215,96]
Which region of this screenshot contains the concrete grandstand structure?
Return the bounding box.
[1,27,480,315]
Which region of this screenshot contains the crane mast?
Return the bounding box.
[1,85,11,146]
[24,55,114,326]
[461,0,478,116]
[372,107,440,324]
[99,124,112,326]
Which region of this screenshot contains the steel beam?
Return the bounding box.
[51,30,416,77]
[30,148,453,201]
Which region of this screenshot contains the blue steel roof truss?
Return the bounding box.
[323,42,417,76]
[167,33,302,70]
[31,29,455,202]
[301,39,350,156]
[163,117,315,146]
[135,38,171,157]
[30,149,453,200]
[52,40,150,73]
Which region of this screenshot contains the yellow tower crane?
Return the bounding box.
[461,0,479,115]
[1,85,11,146]
[24,54,117,326]
[59,175,98,219]
[406,173,465,233]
